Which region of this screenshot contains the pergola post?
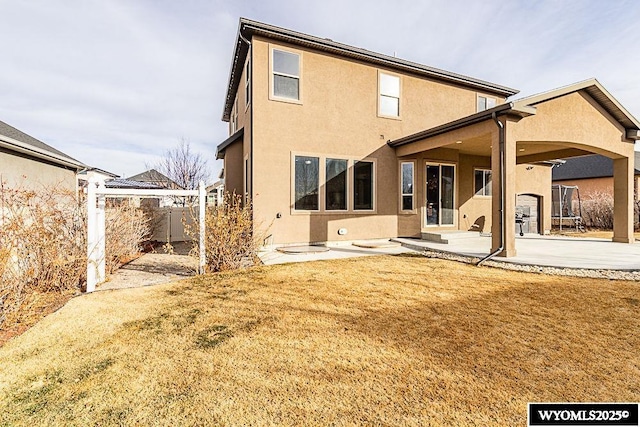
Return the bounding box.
[198,181,206,274]
[613,157,635,243]
[86,179,98,292]
[97,181,106,283]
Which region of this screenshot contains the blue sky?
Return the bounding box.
[1,0,639,179]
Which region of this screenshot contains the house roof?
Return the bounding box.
[389,79,640,148]
[78,167,120,179]
[0,119,86,170]
[216,128,244,159]
[513,78,640,136]
[552,153,640,181]
[126,169,181,188]
[222,18,519,122]
[105,178,165,189]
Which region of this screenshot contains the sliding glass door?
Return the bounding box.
[425,163,455,226]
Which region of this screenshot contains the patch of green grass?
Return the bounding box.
[195,325,232,349]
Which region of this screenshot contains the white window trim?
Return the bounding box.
[290,152,376,214]
[231,96,238,133]
[424,162,457,228]
[477,94,497,112]
[377,70,401,120]
[473,168,492,197]
[270,45,302,104]
[399,160,416,213]
[245,54,251,111]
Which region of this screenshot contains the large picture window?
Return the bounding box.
[354,161,374,210]
[273,49,300,100]
[401,161,414,211]
[379,72,400,117]
[326,158,347,210]
[294,156,319,210]
[474,169,492,196]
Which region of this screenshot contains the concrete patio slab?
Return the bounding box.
[260,241,417,265]
[393,235,640,270]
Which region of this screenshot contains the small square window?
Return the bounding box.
[474,169,492,196]
[477,95,496,112]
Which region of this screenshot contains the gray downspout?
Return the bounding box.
[477,112,505,266]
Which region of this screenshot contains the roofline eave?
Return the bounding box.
[221,18,519,122]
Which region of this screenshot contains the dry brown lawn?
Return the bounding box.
[1,254,639,426]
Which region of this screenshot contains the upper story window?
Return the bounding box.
[245,57,251,108]
[231,96,238,133]
[272,49,300,101]
[379,72,400,118]
[477,95,496,112]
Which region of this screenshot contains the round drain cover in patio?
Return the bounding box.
[352,240,401,249]
[276,245,330,254]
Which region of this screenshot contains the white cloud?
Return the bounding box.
[1,0,639,181]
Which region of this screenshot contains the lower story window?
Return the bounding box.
[474,169,492,196]
[401,161,414,210]
[294,156,319,210]
[354,161,374,210]
[326,158,347,210]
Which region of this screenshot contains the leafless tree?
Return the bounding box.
[155,138,210,190]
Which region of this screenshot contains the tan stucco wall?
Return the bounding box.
[515,164,552,234]
[396,151,552,237]
[248,36,507,244]
[554,177,613,200]
[0,150,77,192]
[222,140,244,199]
[511,92,635,160]
[554,176,640,202]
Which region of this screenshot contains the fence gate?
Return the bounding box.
[85,179,206,292]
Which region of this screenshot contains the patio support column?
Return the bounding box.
[612,156,635,243]
[490,119,517,257]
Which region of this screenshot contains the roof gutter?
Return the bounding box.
[477,112,505,266]
[0,135,86,170]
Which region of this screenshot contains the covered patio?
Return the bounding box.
[394,235,640,270]
[389,79,640,259]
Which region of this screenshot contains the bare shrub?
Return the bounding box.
[104,201,151,274]
[0,185,151,329]
[581,191,640,230]
[0,186,85,327]
[581,192,614,229]
[186,192,262,272]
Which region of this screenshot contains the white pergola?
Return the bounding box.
[86,179,206,292]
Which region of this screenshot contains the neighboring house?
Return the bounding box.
[77,167,119,189]
[127,169,182,190]
[103,178,166,208]
[216,18,640,257]
[552,153,640,201]
[206,180,224,206]
[126,169,182,207]
[0,119,86,192]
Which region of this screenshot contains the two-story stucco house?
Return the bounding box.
[217,18,639,258]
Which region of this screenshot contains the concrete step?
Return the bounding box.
[421,231,480,244]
